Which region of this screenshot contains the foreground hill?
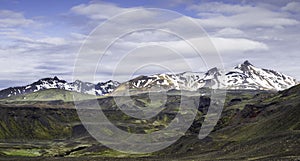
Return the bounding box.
[0,85,298,160]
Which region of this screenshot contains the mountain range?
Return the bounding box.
[0,77,120,99]
[0,61,297,98]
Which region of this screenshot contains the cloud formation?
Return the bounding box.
[0,1,299,89]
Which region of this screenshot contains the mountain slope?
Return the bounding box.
[162,84,300,160]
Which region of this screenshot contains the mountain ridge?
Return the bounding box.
[0,60,297,98]
[0,78,120,98]
[227,60,297,90]
[114,60,297,93]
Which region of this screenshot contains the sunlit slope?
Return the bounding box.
[0,89,96,102]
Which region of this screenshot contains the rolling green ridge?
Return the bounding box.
[0,89,97,102]
[0,85,298,160]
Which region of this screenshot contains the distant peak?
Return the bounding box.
[103,80,119,84]
[206,67,220,75]
[40,76,60,80]
[243,60,253,66]
[36,76,67,84]
[235,60,254,70]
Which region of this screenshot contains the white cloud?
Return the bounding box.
[38,37,67,46]
[210,37,268,53]
[189,2,255,14]
[214,27,245,37]
[282,2,300,13]
[197,14,298,29]
[70,1,129,20]
[0,10,35,28]
[118,36,268,55]
[189,2,299,28]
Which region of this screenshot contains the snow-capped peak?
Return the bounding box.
[226,61,297,90]
[0,61,297,98]
[0,77,120,98]
[119,69,223,92]
[114,60,297,92]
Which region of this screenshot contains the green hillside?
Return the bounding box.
[0,85,299,160]
[0,89,97,102]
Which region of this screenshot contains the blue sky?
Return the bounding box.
[0,0,299,88]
